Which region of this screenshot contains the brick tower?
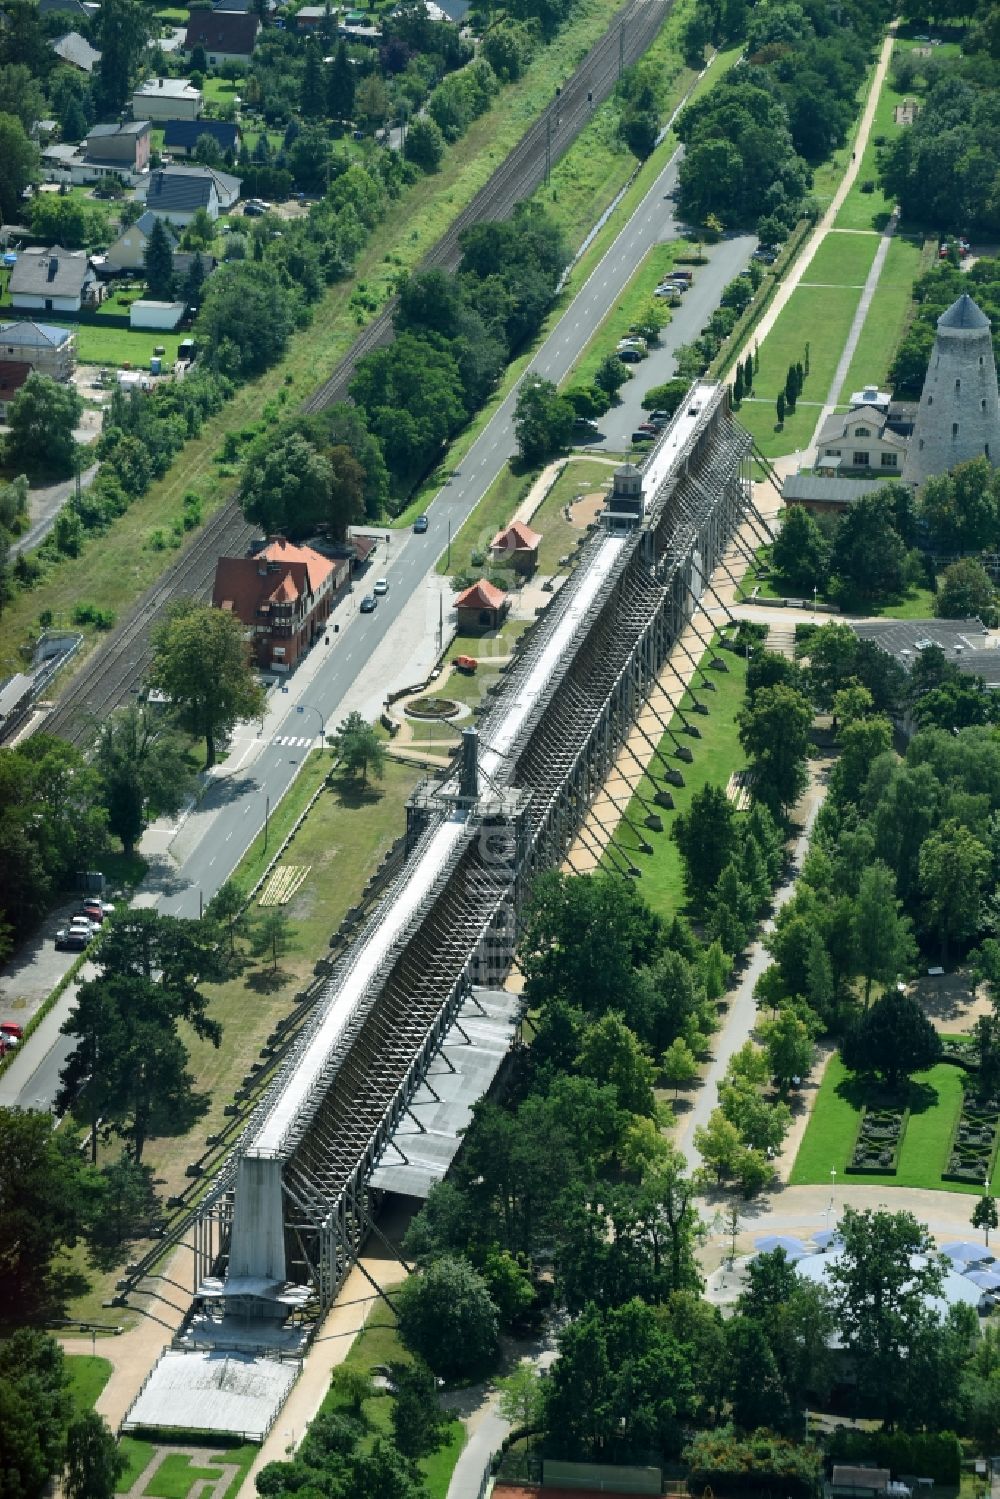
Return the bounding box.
[902,292,1000,489]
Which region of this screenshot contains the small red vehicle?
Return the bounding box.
[454,655,478,674]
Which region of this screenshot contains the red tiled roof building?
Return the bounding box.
[212,538,345,672]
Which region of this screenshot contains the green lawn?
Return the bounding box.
[55,323,184,369]
[601,645,749,915]
[321,1301,466,1499]
[65,1354,113,1413]
[117,1438,156,1491]
[751,285,863,405]
[735,399,821,462]
[117,1444,257,1499]
[437,463,533,578]
[801,232,880,289]
[530,458,614,572]
[876,585,937,618]
[789,1051,993,1193]
[562,240,696,392]
[837,234,929,400]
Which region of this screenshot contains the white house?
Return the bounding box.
[8,246,102,315]
[815,404,908,478]
[142,166,241,225]
[0,320,76,380]
[133,78,203,122]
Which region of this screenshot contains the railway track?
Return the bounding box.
[36,0,672,747]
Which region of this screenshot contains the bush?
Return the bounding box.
[72,602,116,630]
[827,1429,961,1487]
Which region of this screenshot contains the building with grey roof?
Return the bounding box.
[0,320,76,379]
[162,118,240,158]
[8,247,100,315]
[815,403,908,477]
[781,472,887,516]
[50,30,101,72]
[133,77,203,121]
[902,292,1000,490]
[143,166,241,224]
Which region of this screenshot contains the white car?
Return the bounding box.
[373,578,389,596]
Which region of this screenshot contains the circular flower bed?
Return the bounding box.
[405,696,461,720]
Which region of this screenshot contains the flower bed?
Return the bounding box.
[845,1105,908,1175]
[405,696,461,720]
[942,1093,1000,1185]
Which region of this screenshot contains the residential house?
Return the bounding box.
[50,30,101,72]
[104,210,179,273]
[143,166,241,225]
[295,5,339,28]
[8,247,102,315]
[0,320,76,380]
[0,362,31,422]
[41,119,152,188]
[162,118,241,160]
[491,519,540,576]
[815,404,908,477]
[185,9,260,64]
[214,0,277,13]
[212,538,340,672]
[38,0,90,16]
[133,78,203,122]
[454,578,509,631]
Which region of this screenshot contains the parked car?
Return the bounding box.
[373,578,388,596]
[359,594,377,613]
[55,927,91,951]
[413,514,429,534]
[573,416,600,432]
[619,349,643,363]
[0,1021,24,1042]
[631,429,654,443]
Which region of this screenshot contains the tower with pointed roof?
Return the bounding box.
[902,292,1000,489]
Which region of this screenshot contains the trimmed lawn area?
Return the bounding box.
[59,324,184,369]
[750,285,862,404]
[117,1439,156,1491]
[127,1446,258,1499]
[601,645,749,915]
[320,1301,466,1499]
[65,1354,113,1413]
[837,234,929,400]
[801,231,880,289]
[877,584,937,618]
[530,458,614,573]
[789,1050,994,1194]
[736,399,820,462]
[437,463,532,579]
[561,239,697,392]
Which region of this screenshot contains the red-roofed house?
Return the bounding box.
[0,360,31,421]
[455,578,509,632]
[185,10,260,64]
[491,518,541,576]
[212,537,344,671]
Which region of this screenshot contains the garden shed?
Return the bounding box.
[129,300,186,331]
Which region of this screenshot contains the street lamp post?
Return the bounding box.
[296,703,325,744]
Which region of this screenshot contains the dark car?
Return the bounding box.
[631,429,654,443]
[413,514,429,534]
[359,594,377,613]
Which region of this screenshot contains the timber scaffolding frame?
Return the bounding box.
[186,385,767,1319]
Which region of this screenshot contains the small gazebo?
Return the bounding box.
[454,579,509,631]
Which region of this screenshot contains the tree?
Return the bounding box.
[830,490,908,605]
[841,988,941,1090]
[578,1012,656,1116]
[496,1363,545,1431]
[395,1256,499,1379]
[936,557,996,621]
[514,378,575,465]
[758,1010,815,1092]
[0,63,44,133]
[973,1194,999,1248]
[0,1111,97,1331]
[327,41,355,120]
[852,862,915,1006]
[771,504,831,593]
[776,389,785,427]
[196,261,298,377]
[694,1108,742,1184]
[738,683,813,817]
[149,600,265,768]
[671,782,737,903]
[662,1036,699,1098]
[405,115,445,172]
[6,372,81,476]
[251,907,293,972]
[205,879,247,956]
[95,705,194,857]
[143,217,175,301]
[328,711,385,788]
[87,1152,159,1266]
[920,817,991,964]
[594,353,630,399]
[0,1331,73,1498]
[388,1361,448,1459]
[827,1206,944,1424]
[0,111,38,221]
[299,38,325,118]
[642,378,688,415]
[94,0,148,114]
[63,1411,126,1499]
[241,432,333,539]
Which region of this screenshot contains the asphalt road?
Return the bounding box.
[3,140,755,1112]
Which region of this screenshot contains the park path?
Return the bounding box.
[803,207,900,464]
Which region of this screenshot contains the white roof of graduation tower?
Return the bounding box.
[248,382,721,1160]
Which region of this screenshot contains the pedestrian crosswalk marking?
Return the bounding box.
[272,735,313,747]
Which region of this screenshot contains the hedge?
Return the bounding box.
[827,1429,962,1486]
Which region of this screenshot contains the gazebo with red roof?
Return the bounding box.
[454,577,509,632]
[491,518,541,575]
